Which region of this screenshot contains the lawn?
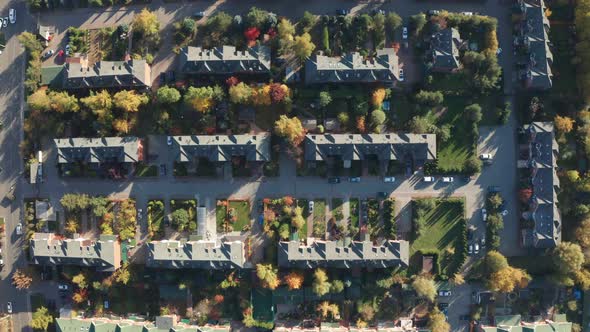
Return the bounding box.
[366,198,381,238]
[312,199,326,238]
[349,198,360,239]
[431,97,475,173]
[228,200,251,232]
[147,200,165,240]
[296,199,309,239]
[410,198,466,276]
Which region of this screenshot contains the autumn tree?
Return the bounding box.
[49,91,80,113]
[555,115,575,136]
[576,219,590,248]
[274,115,305,146]
[485,250,508,273]
[553,242,585,275]
[487,266,531,292]
[277,18,295,55]
[284,271,304,290]
[114,264,131,285]
[132,8,160,44]
[12,269,33,290]
[372,88,386,107]
[412,276,437,302]
[356,116,367,133]
[60,194,90,211]
[184,86,224,113]
[251,85,272,106]
[317,301,340,320]
[31,307,54,331]
[113,90,149,113]
[27,89,51,112]
[312,268,331,296]
[291,206,306,230]
[229,83,253,104]
[428,307,450,332]
[293,33,316,61]
[72,272,88,289]
[113,118,131,134]
[157,86,181,104]
[256,264,279,290]
[81,90,113,119]
[269,83,290,103]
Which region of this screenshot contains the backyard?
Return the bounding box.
[312,199,326,238]
[170,199,197,233]
[147,199,165,240]
[410,198,467,277]
[216,200,251,233]
[296,199,310,239]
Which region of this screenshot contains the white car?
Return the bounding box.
[501,209,508,216]
[6,302,12,314]
[9,9,15,24]
[3,18,7,28]
[402,27,408,40]
[468,244,473,255]
[423,176,435,182]
[438,290,452,297]
[308,201,314,212]
[481,208,487,222]
[399,69,405,81]
[15,223,22,235]
[442,177,454,183]
[461,11,474,16]
[0,18,4,30]
[384,177,395,183]
[58,284,68,291]
[480,153,492,160]
[474,243,480,254]
[167,136,172,146]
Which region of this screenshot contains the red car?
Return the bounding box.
[57,49,64,57]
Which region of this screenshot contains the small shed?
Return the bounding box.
[301,118,317,131]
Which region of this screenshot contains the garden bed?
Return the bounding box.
[349,198,360,239]
[312,199,326,238]
[216,200,251,233]
[147,199,165,240]
[296,199,309,239]
[170,199,197,232]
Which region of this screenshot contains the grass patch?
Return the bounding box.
[366,198,381,238]
[410,198,466,277]
[228,200,251,232]
[349,198,360,239]
[217,200,251,233]
[312,199,326,238]
[147,199,165,240]
[297,199,309,239]
[434,97,475,173]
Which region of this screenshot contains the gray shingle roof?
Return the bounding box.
[147,240,245,269]
[304,48,399,84]
[518,0,553,89]
[172,133,271,163]
[64,60,151,89]
[30,233,121,272]
[54,137,144,164]
[56,316,230,332]
[179,45,271,75]
[430,28,463,71]
[523,122,561,248]
[304,134,436,163]
[278,240,409,268]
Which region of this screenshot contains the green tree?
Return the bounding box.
[171,209,190,231]
[312,268,331,296]
[370,110,387,127]
[293,33,316,61]
[330,279,345,293]
[132,8,160,43]
[485,250,508,273]
[412,276,437,302]
[229,83,254,104]
[60,194,90,211]
[553,242,585,275]
[385,12,403,41]
[206,12,232,33]
[246,7,270,28]
[465,104,483,123]
[409,13,427,35]
[89,196,110,217]
[49,91,80,113]
[409,116,433,134]
[256,263,279,290]
[464,156,482,174]
[319,91,332,108]
[18,32,43,54]
[373,13,386,48]
[31,307,54,331]
[462,51,502,93]
[414,90,444,106]
[488,193,503,210]
[157,86,181,104]
[113,90,148,113]
[81,90,113,119]
[300,11,317,32]
[428,307,450,332]
[27,89,51,112]
[337,112,350,128]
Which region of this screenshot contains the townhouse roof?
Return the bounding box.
[278,239,409,268]
[520,0,553,89]
[179,45,271,75]
[479,315,572,332]
[171,133,271,163]
[30,233,121,272]
[43,60,151,89]
[54,137,144,164]
[304,134,436,162]
[523,122,561,248]
[147,240,245,269]
[430,28,463,70]
[56,316,231,332]
[304,48,399,84]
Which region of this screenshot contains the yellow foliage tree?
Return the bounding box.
[428,307,450,332]
[81,90,113,119]
[132,8,160,41]
[576,219,590,248]
[284,271,304,290]
[274,115,305,146]
[487,266,531,292]
[49,91,80,113]
[113,118,131,134]
[252,85,272,106]
[293,32,316,60]
[555,115,575,134]
[256,264,280,290]
[317,301,340,320]
[27,89,51,111]
[372,88,386,107]
[113,90,148,113]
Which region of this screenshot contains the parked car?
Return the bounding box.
[371,9,385,15]
[461,11,474,16]
[0,18,4,30]
[336,9,350,15]
[468,244,474,255]
[488,186,500,193]
[402,26,408,39]
[328,177,340,184]
[15,223,22,235]
[6,302,12,314]
[58,284,69,291]
[160,164,166,176]
[377,192,388,199]
[501,209,509,216]
[438,290,452,297]
[423,176,435,182]
[442,177,454,183]
[5,184,14,201]
[480,153,492,160]
[65,44,71,56]
[0,257,3,268]
[481,208,487,222]
[384,177,395,183]
[308,201,315,212]
[167,136,172,146]
[481,236,486,248]
[399,69,405,81]
[193,11,205,18]
[474,243,480,254]
[164,216,170,227]
[2,18,7,28]
[42,50,54,60]
[9,9,15,24]
[349,177,361,183]
[427,9,440,15]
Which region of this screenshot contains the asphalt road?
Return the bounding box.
[0,0,36,330]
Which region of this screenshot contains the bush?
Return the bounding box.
[322,25,330,53]
[370,109,386,127]
[414,90,444,106]
[383,199,397,239]
[464,156,482,175]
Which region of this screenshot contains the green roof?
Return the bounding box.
[41,66,64,86]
